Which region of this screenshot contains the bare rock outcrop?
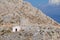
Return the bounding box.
[0,0,60,40]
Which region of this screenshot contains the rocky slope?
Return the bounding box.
[0,0,60,40]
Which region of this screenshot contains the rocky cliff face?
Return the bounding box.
[0,0,59,26]
[0,0,60,40]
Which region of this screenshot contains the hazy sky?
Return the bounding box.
[25,0,60,23]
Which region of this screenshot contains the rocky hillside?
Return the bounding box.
[0,0,60,40]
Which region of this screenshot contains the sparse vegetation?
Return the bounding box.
[0,0,60,40]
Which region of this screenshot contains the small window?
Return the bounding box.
[15,28,17,32]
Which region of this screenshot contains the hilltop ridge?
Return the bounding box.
[0,0,60,40]
[0,0,59,27]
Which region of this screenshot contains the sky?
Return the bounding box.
[24,0,60,23]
